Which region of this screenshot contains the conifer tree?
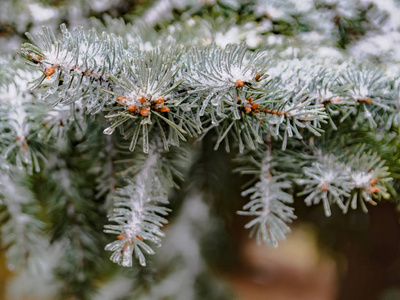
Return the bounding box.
[1,0,400,298]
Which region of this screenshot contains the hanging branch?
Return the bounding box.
[298,145,392,215]
[104,140,180,267]
[237,145,296,247]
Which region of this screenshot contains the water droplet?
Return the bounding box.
[103,127,114,135]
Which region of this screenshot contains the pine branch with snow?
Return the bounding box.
[236,146,296,247]
[2,0,400,298]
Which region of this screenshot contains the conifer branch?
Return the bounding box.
[237,146,296,247]
[104,141,172,267]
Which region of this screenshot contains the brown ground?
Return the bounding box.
[223,226,337,300]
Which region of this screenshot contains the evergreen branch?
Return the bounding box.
[0,159,44,268]
[184,43,263,120]
[297,154,353,216]
[19,24,127,113]
[298,145,392,215]
[237,147,296,247]
[104,141,172,267]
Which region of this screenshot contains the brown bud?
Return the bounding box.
[117,235,124,240]
[128,105,137,112]
[138,94,146,103]
[370,178,378,186]
[29,53,42,61]
[255,74,262,81]
[44,66,56,79]
[160,106,170,112]
[235,79,245,87]
[251,103,259,109]
[140,108,150,116]
[365,98,372,104]
[245,106,252,112]
[319,183,329,191]
[136,236,143,241]
[156,97,164,104]
[117,96,123,101]
[369,186,380,193]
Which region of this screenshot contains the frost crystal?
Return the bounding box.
[238,152,295,247]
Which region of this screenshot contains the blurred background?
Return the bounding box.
[1,0,400,299]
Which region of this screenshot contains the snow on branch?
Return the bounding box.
[237,148,296,247]
[297,154,353,217]
[103,48,199,153]
[104,143,171,267]
[19,24,127,113]
[0,159,44,268]
[185,43,263,121]
[298,145,392,215]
